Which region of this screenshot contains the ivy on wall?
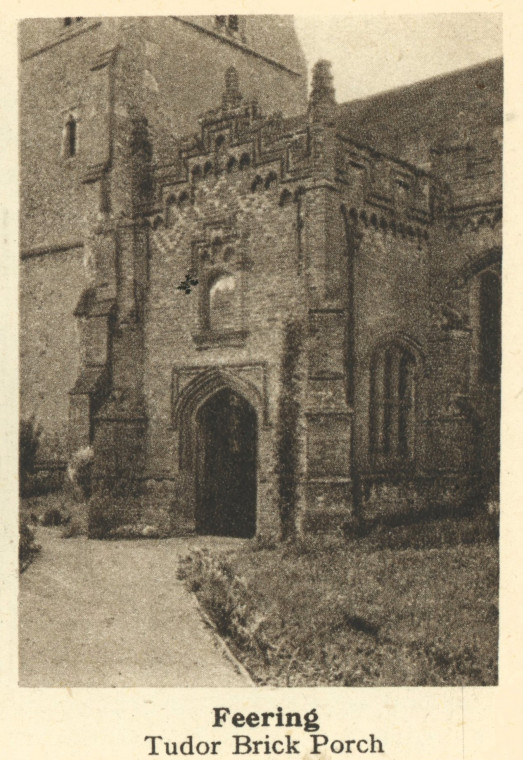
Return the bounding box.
[276,319,304,541]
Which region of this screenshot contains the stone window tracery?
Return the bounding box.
[191,225,248,347]
[371,343,417,467]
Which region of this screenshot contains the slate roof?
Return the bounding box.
[337,58,503,169]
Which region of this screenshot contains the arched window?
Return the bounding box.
[64,115,77,157]
[479,271,501,383]
[204,273,240,332]
[371,343,417,467]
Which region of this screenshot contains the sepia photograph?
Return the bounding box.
[18,13,502,689]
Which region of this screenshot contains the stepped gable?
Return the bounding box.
[337,57,503,168]
[152,67,312,206]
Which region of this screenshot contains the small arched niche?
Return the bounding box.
[207,273,239,332]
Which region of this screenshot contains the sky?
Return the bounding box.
[294,14,502,103]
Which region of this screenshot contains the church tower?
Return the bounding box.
[19,16,307,465]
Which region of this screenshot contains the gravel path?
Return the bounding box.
[19,528,252,687]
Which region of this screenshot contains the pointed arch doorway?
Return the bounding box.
[195,387,257,538]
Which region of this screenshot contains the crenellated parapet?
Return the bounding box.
[145,64,501,243]
[335,136,433,229]
[144,67,440,234]
[442,200,502,236]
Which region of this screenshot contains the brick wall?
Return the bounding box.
[144,156,307,530]
[20,248,86,459]
[19,19,116,251]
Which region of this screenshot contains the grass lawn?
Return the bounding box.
[179,514,499,686]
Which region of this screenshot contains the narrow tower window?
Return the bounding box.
[64,115,77,158]
[228,16,239,32]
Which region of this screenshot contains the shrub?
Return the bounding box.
[178,549,269,659]
[19,516,41,572]
[37,469,64,494]
[67,446,94,500]
[21,469,65,498]
[41,506,70,527]
[19,417,42,494]
[20,418,66,497]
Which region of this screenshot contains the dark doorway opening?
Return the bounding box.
[195,388,257,538]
